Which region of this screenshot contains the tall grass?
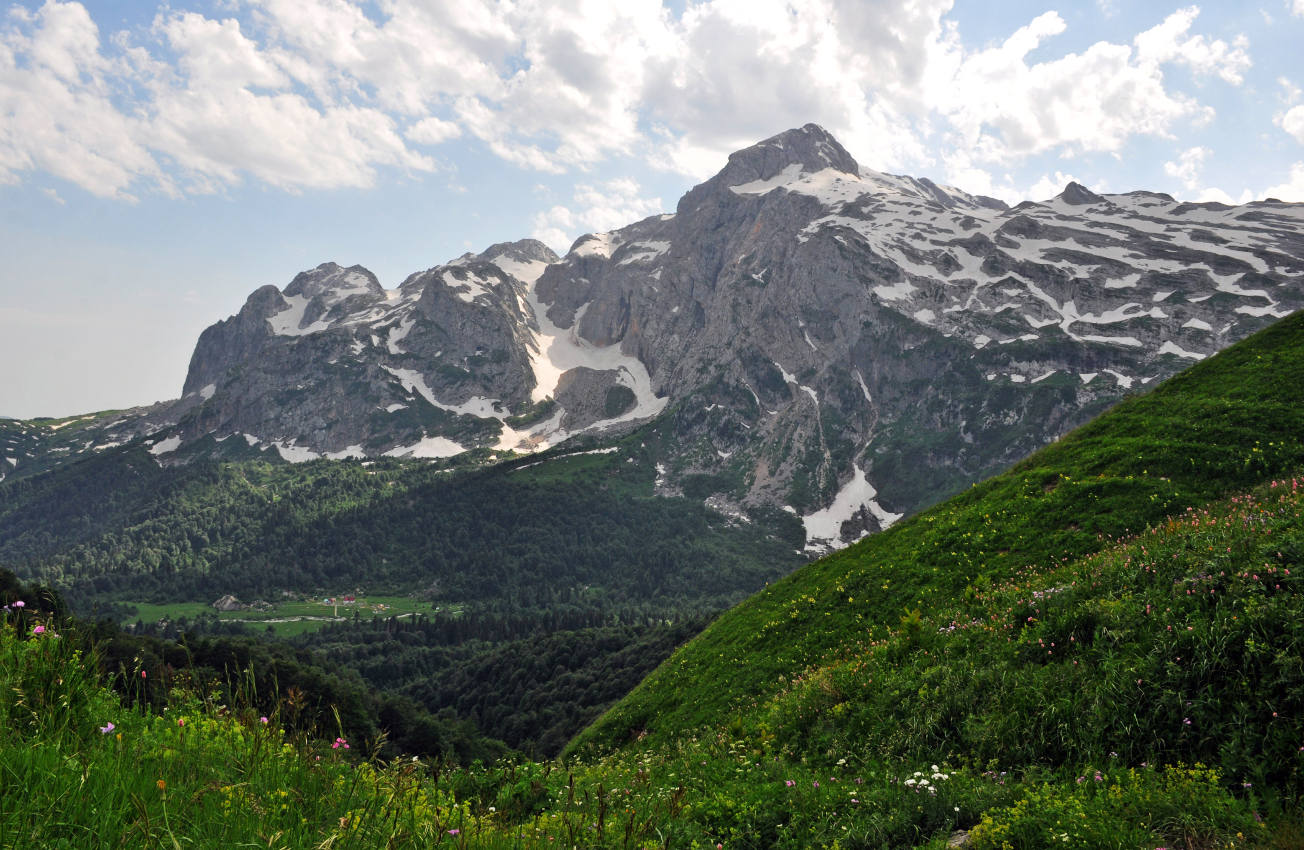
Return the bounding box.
[4,473,1297,847]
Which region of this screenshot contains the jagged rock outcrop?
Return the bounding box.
[17,124,1304,551]
[527,125,1304,548]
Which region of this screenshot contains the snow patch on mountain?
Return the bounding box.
[382,366,505,418]
[383,436,465,459]
[268,294,332,336]
[520,292,667,425]
[148,435,182,456]
[573,232,622,258]
[1158,340,1205,359]
[386,317,415,354]
[802,465,902,553]
[618,241,671,265]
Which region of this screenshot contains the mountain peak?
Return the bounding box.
[480,238,560,267]
[717,123,860,188]
[1056,181,1106,206]
[283,263,383,300]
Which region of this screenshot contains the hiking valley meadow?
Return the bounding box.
[5,11,1304,840]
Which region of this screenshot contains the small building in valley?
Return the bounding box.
[212,594,243,612]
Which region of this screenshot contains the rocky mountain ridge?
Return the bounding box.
[5,124,1303,550]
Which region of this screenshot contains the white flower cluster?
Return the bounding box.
[902,765,950,796]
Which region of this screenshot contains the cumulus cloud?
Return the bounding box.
[1164,146,1209,190]
[1280,105,1304,144]
[1026,171,1086,202]
[1280,76,1303,104]
[1262,162,1304,200]
[1194,186,1252,205]
[1132,6,1250,84]
[642,0,946,177]
[929,7,1250,171]
[0,1,1263,201]
[531,178,663,253]
[406,117,462,146]
[0,1,162,198]
[0,2,438,196]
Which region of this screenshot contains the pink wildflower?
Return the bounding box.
[32,624,45,635]
[100,722,115,734]
[11,600,23,608]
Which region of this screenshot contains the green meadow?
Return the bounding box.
[5,312,1304,848]
[121,595,438,637]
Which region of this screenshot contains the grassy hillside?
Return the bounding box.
[572,310,1304,759]
[5,475,1299,846]
[0,440,801,756]
[7,314,1304,847]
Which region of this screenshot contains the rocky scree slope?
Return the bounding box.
[8,124,1304,551]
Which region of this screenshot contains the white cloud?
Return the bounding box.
[250,0,516,113]
[1280,105,1304,144]
[1164,146,1209,189]
[0,1,1269,202]
[1194,186,1252,205]
[1280,76,1302,105]
[1293,0,1304,18]
[0,1,162,198]
[160,12,288,90]
[929,8,1241,168]
[1132,7,1251,85]
[641,0,946,176]
[531,178,663,253]
[1263,162,1304,200]
[1026,171,1084,202]
[406,117,462,146]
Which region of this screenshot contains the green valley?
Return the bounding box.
[4,299,1304,848]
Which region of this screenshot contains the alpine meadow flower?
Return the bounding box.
[100,722,115,734]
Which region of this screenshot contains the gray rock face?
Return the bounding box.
[172,244,558,459]
[526,125,1304,550]
[33,125,1304,552]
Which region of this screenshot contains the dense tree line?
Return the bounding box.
[0,444,802,756]
[1,568,507,764]
[300,608,714,757]
[123,601,719,756]
[0,447,802,616]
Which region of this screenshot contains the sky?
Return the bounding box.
[2,1,1304,418]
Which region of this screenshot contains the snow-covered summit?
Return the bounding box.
[718,123,861,190]
[57,125,1304,554]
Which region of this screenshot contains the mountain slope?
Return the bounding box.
[11,321,1304,848]
[572,308,1304,758]
[9,124,1302,552]
[0,444,801,612]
